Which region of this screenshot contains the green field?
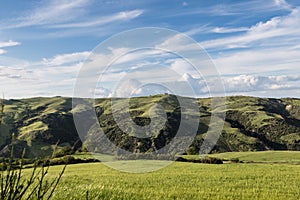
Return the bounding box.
[27,160,300,200]
[183,151,300,164]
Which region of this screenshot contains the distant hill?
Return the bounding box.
[0,95,299,158]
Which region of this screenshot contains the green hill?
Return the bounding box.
[0,95,299,158]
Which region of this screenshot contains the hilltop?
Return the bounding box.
[0,95,299,158]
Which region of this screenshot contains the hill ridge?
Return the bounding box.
[0,95,299,158]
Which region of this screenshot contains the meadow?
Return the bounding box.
[183,150,300,164]
[28,153,300,200]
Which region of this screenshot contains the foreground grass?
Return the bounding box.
[27,161,300,200]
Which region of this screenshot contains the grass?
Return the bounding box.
[221,122,259,150]
[280,133,300,143]
[19,121,48,137]
[27,161,300,200]
[73,152,115,162]
[184,151,300,164]
[212,151,300,163]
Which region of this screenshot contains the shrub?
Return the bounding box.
[176,156,223,164]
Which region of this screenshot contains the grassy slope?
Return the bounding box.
[1,95,300,158]
[30,162,300,200]
[0,97,77,157]
[220,96,300,150]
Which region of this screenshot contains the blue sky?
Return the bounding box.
[0,0,300,98]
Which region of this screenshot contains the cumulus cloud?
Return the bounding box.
[102,72,207,98]
[222,75,300,94]
[169,59,197,76]
[177,74,300,96]
[108,78,170,98]
[0,52,83,98]
[179,73,207,93]
[2,48,300,98]
[112,78,141,97]
[93,86,112,98]
[110,74,300,97]
[14,47,298,99]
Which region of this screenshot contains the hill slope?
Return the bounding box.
[0,95,299,158]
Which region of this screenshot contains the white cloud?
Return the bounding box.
[222,74,300,93]
[93,86,111,98]
[213,47,300,75]
[274,0,292,10]
[1,48,300,98]
[168,74,300,97]
[183,25,248,37]
[113,78,141,97]
[179,73,207,93]
[0,52,84,98]
[169,59,197,76]
[169,0,286,18]
[0,1,143,35]
[0,40,20,54]
[42,51,90,66]
[50,10,144,28]
[112,48,164,66]
[0,40,20,48]
[3,0,90,28]
[0,50,6,55]
[156,33,201,53]
[193,7,300,77]
[0,70,23,79]
[116,73,300,97]
[200,7,300,50]
[211,27,249,34]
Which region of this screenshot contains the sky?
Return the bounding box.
[0,0,300,98]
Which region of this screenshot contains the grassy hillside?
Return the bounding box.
[0,95,299,158]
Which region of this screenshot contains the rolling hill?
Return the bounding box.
[0,95,299,158]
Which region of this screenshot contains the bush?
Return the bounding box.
[229,158,241,163]
[48,155,99,166]
[52,146,73,158]
[176,156,223,164]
